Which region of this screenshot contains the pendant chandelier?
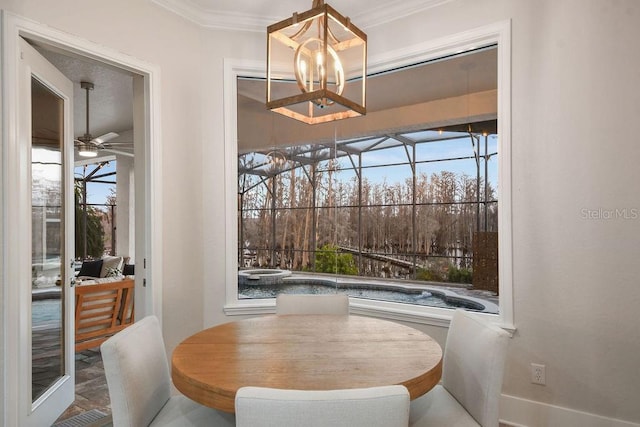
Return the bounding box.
[266,0,367,125]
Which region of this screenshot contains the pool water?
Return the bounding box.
[32,299,61,327]
[239,281,486,311]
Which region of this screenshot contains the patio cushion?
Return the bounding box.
[123,263,135,276]
[100,256,123,278]
[78,259,103,278]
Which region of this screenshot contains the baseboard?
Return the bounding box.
[500,394,640,427]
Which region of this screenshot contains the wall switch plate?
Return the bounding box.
[531,363,546,385]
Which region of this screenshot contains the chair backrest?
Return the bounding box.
[235,385,410,427]
[101,315,171,427]
[441,309,510,427]
[276,294,349,315]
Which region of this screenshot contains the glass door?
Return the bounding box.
[19,37,75,426]
[31,77,65,401]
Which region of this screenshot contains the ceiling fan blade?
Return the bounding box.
[75,138,97,148]
[102,148,134,158]
[102,141,134,146]
[92,132,119,145]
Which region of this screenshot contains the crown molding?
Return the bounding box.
[151,0,454,33]
[354,0,454,29]
[150,0,275,32]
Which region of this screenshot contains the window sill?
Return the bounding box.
[224,297,515,333]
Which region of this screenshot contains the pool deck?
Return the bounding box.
[306,273,499,304]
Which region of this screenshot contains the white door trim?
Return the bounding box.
[1,10,163,425]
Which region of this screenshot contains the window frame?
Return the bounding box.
[223,20,513,330]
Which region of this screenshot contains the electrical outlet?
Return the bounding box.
[531,363,546,385]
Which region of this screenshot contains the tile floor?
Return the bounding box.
[54,349,112,426]
[32,293,113,426]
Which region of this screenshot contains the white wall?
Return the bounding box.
[505,1,640,423]
[361,0,640,424]
[115,154,134,260]
[2,0,639,425]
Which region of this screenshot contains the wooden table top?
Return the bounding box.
[171,315,443,413]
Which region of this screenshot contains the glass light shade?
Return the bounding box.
[267,2,367,125]
[78,143,98,158]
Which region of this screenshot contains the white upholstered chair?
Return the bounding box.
[100,316,235,427]
[235,385,410,427]
[410,309,510,427]
[276,293,349,315]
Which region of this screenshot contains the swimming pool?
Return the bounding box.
[238,271,498,313]
[32,299,61,328]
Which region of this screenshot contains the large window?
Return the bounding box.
[238,123,499,313]
[225,21,512,326]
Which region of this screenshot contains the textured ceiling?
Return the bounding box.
[30,42,135,142]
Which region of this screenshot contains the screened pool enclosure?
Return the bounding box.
[238,120,499,295]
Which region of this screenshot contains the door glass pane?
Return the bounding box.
[31,77,65,402]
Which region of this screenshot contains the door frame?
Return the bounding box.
[1,11,163,425]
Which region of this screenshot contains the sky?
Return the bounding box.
[77,133,499,208]
[339,134,499,189]
[32,148,115,206]
[243,133,499,193]
[74,161,117,206]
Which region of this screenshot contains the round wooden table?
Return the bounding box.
[171,315,442,413]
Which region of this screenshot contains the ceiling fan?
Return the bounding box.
[75,81,133,158]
